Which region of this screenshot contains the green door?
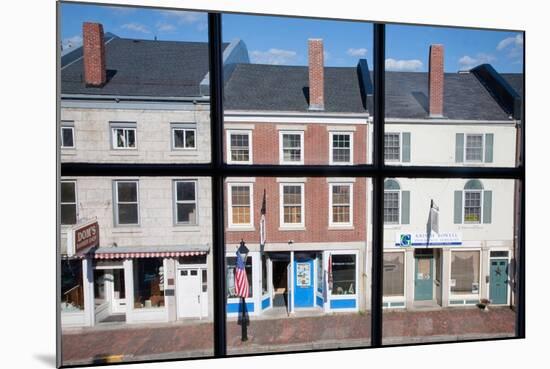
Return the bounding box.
[490,259,508,304]
[414,255,433,301]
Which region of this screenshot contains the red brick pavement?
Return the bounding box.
[62,307,515,365]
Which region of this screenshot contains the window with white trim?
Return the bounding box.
[463,179,483,223]
[330,183,352,226]
[330,132,353,164]
[228,183,253,227]
[61,181,77,225]
[111,123,137,149]
[383,179,400,224]
[174,180,198,225]
[280,183,304,227]
[172,126,196,150]
[61,125,75,148]
[228,130,252,163]
[383,252,405,297]
[280,131,304,164]
[450,250,480,295]
[384,133,400,161]
[465,134,483,162]
[114,180,139,225]
[331,254,356,296]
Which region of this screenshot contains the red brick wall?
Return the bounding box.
[83,22,106,87]
[428,44,444,117]
[308,39,325,110]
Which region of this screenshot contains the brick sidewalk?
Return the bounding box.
[62,307,515,365]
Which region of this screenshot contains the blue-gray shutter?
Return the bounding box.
[483,190,492,224]
[484,133,494,163]
[402,132,411,162]
[455,133,464,163]
[454,191,463,224]
[401,191,410,224]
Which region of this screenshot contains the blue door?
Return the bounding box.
[414,255,433,301]
[294,258,314,308]
[490,259,508,304]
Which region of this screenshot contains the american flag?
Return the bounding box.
[259,189,266,254]
[328,253,333,291]
[235,251,249,298]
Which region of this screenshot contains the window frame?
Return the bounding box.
[328,182,353,227]
[384,132,400,162]
[226,129,253,164]
[173,179,199,226]
[279,130,304,165]
[464,133,484,163]
[382,250,406,301]
[171,124,197,151]
[463,189,483,224]
[60,124,75,149]
[329,131,354,165]
[110,122,137,150]
[227,182,254,229]
[449,249,482,297]
[60,180,78,225]
[279,182,305,229]
[113,179,140,226]
[383,189,400,225]
[329,250,358,299]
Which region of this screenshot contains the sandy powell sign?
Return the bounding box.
[67,219,100,256]
[395,232,462,247]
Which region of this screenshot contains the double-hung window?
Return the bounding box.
[60,122,75,149]
[228,183,253,228]
[465,134,483,162]
[330,132,353,164]
[329,183,353,226]
[383,179,400,225]
[227,130,252,164]
[60,181,77,225]
[114,180,139,225]
[384,133,400,161]
[457,179,492,225]
[111,122,137,149]
[172,123,196,150]
[279,131,304,164]
[174,180,198,225]
[280,183,304,227]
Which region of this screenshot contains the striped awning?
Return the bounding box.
[76,245,209,259]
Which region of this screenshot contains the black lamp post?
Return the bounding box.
[237,239,249,341]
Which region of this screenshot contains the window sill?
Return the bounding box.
[279,162,304,165]
[278,226,306,231]
[227,226,255,232]
[110,151,139,157]
[61,150,77,156]
[169,151,199,157]
[328,225,355,230]
[172,225,201,232]
[227,161,253,165]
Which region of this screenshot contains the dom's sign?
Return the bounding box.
[395,232,461,247]
[67,220,99,257]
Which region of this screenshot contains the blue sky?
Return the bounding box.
[61,2,523,73]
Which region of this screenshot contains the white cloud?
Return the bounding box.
[497,34,523,51]
[161,10,204,24]
[385,58,423,72]
[62,35,82,50]
[458,53,495,70]
[250,48,298,65]
[156,22,176,33]
[347,48,367,57]
[120,23,151,34]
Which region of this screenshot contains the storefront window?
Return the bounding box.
[134,259,165,308]
[451,251,480,294]
[383,252,404,297]
[331,254,356,295]
[93,269,106,307]
[261,255,267,294]
[226,256,253,298]
[61,260,84,311]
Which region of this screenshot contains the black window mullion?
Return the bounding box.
[370,22,385,348]
[208,12,227,358]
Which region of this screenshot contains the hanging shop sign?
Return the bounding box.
[395,232,462,247]
[67,219,100,257]
[296,262,311,287]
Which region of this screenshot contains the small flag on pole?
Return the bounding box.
[328,253,333,291]
[259,189,266,255]
[430,200,440,235]
[235,251,249,299]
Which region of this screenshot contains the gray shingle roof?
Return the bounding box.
[224,64,367,113]
[61,38,227,98]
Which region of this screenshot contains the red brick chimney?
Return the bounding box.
[83,22,106,87]
[428,44,444,117]
[308,39,325,110]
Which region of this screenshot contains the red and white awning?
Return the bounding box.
[91,250,207,259]
[75,245,209,259]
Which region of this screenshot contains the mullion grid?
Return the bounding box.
[59,15,525,361]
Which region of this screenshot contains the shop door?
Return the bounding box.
[110,269,126,314]
[490,259,508,304]
[414,255,434,301]
[294,258,314,308]
[177,269,202,318]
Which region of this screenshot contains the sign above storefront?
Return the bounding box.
[395,232,462,247]
[67,219,100,257]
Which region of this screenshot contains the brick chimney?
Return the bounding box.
[83,22,106,87]
[308,39,325,110]
[428,44,444,117]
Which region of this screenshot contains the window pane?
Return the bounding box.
[118,204,138,224]
[134,259,165,309]
[177,203,197,224]
[126,129,136,148]
[173,129,184,148]
[331,254,356,295]
[61,182,76,202]
[62,127,74,147]
[61,204,77,225]
[177,181,196,201]
[61,261,84,311]
[117,182,137,202]
[382,178,518,345]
